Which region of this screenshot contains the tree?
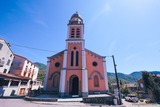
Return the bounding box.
[142,71,160,103]
[121,86,130,96]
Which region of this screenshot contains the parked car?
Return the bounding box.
[144,98,151,103]
[125,94,138,103]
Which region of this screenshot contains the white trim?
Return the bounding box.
[82,41,85,50]
[65,42,68,49]
[59,50,68,93]
[44,58,50,90]
[81,25,84,38]
[67,26,70,39]
[66,41,84,44]
[103,58,109,91]
[82,50,88,93]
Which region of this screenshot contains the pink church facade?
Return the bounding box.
[44,12,109,97]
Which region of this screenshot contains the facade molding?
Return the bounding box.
[88,70,104,80]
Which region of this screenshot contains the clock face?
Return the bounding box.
[74,18,78,21]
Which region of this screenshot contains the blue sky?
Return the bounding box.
[0,0,160,74]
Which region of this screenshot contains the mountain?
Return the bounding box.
[34,62,46,70]
[108,71,160,83]
[34,62,46,83]
[108,72,140,83]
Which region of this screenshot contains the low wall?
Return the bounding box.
[24,96,58,102]
[83,96,114,105]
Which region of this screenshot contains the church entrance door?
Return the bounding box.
[69,75,79,95]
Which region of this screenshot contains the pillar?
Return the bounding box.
[82,50,88,97]
[103,58,109,92]
[44,58,50,90]
[59,50,68,97]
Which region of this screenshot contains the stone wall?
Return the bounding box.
[83,96,114,105]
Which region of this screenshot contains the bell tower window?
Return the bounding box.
[76,28,80,38]
[71,28,75,38]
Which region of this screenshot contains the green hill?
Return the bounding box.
[34,62,46,70]
[34,62,160,83]
[34,62,46,83]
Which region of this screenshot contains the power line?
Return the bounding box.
[9,43,57,53]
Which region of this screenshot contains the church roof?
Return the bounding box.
[85,48,106,59]
[48,50,64,59]
[48,49,105,59]
[71,12,82,19]
[68,12,83,25]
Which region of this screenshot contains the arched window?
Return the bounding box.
[71,28,75,38]
[94,75,99,87]
[76,28,80,38]
[52,75,59,88]
[76,51,79,66]
[71,51,74,66]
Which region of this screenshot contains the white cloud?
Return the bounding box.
[124,53,141,62]
[34,19,48,28]
[108,39,117,55]
[92,1,112,22]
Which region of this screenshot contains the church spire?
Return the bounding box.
[68,12,83,25]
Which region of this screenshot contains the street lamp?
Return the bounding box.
[107,55,122,105]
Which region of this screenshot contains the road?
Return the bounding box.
[122,99,160,107]
[0,98,159,107]
[0,98,124,107]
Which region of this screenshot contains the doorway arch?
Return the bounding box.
[69,75,79,95]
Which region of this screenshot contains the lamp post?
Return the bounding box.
[111,55,122,105]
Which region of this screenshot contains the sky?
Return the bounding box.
[0,0,160,74]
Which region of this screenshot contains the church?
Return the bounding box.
[44,12,109,97]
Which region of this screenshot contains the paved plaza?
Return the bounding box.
[0,98,160,107]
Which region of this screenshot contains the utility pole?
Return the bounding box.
[111,55,122,105]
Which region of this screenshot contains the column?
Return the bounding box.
[8,79,12,87]
[82,50,88,97]
[103,58,109,92]
[44,58,50,90]
[17,80,22,95]
[59,50,67,97]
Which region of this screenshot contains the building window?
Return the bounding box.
[21,81,28,85]
[6,60,11,66]
[0,79,9,86]
[71,51,74,66]
[10,54,12,57]
[10,81,19,86]
[0,43,3,50]
[55,62,60,67]
[94,75,99,87]
[76,51,79,66]
[92,61,98,66]
[3,69,7,73]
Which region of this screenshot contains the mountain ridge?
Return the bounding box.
[34,62,160,83]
